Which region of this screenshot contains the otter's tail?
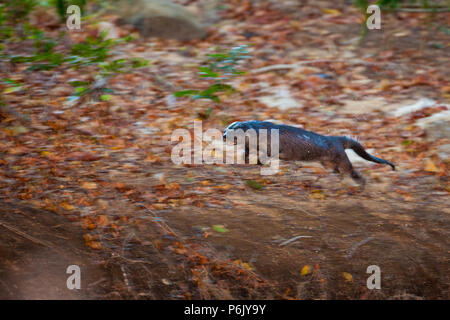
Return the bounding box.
[341,137,395,170]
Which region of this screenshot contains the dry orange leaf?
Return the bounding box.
[85,240,102,250]
[425,159,439,172]
[96,215,109,227]
[321,8,341,15]
[145,153,161,163]
[342,272,353,282]
[301,265,312,276]
[83,218,97,230]
[60,202,75,210]
[8,146,29,155]
[81,182,98,190]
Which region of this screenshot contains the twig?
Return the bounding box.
[395,7,449,13]
[135,203,179,237]
[118,233,136,295]
[87,277,108,288]
[250,59,398,74]
[346,236,375,258]
[297,207,317,217]
[279,235,312,247]
[0,220,55,249]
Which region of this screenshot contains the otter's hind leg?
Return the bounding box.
[336,154,366,187]
[321,160,340,174]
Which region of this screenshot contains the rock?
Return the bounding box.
[257,85,302,110]
[97,21,120,39]
[341,97,386,114]
[113,0,206,40]
[416,110,450,141]
[391,98,436,117]
[436,144,450,162]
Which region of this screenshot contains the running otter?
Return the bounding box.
[223,120,395,184]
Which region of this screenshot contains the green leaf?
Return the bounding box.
[198,66,219,78]
[69,80,90,87]
[2,78,21,86]
[174,90,200,97]
[402,140,414,146]
[74,86,89,96]
[246,180,264,190]
[201,83,235,96]
[130,58,149,68]
[207,53,229,59]
[192,94,220,102]
[100,94,112,101]
[3,86,22,94]
[212,225,229,233]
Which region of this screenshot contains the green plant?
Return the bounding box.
[174,45,250,103]
[0,0,37,23]
[64,32,148,101]
[3,22,148,101]
[0,1,150,104]
[2,78,24,93]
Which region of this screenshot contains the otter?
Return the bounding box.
[223,120,395,184]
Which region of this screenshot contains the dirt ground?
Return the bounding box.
[0,0,449,299]
[1,163,448,299]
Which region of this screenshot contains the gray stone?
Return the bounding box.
[436,144,450,162]
[113,0,206,40]
[257,85,302,110]
[416,110,450,141]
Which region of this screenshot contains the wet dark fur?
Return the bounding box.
[223,120,395,184]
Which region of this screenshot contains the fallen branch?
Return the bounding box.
[0,220,54,249]
[251,59,398,74]
[395,7,449,13]
[279,235,312,247]
[346,236,375,258]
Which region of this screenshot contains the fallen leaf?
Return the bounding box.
[96,199,109,210]
[301,265,312,276]
[310,189,326,199]
[8,146,29,155]
[81,182,98,190]
[425,159,439,172]
[96,215,109,227]
[85,240,102,249]
[321,8,341,15]
[67,152,102,161]
[83,218,97,230]
[246,180,264,190]
[60,202,75,210]
[212,225,229,233]
[3,126,30,136]
[342,272,353,282]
